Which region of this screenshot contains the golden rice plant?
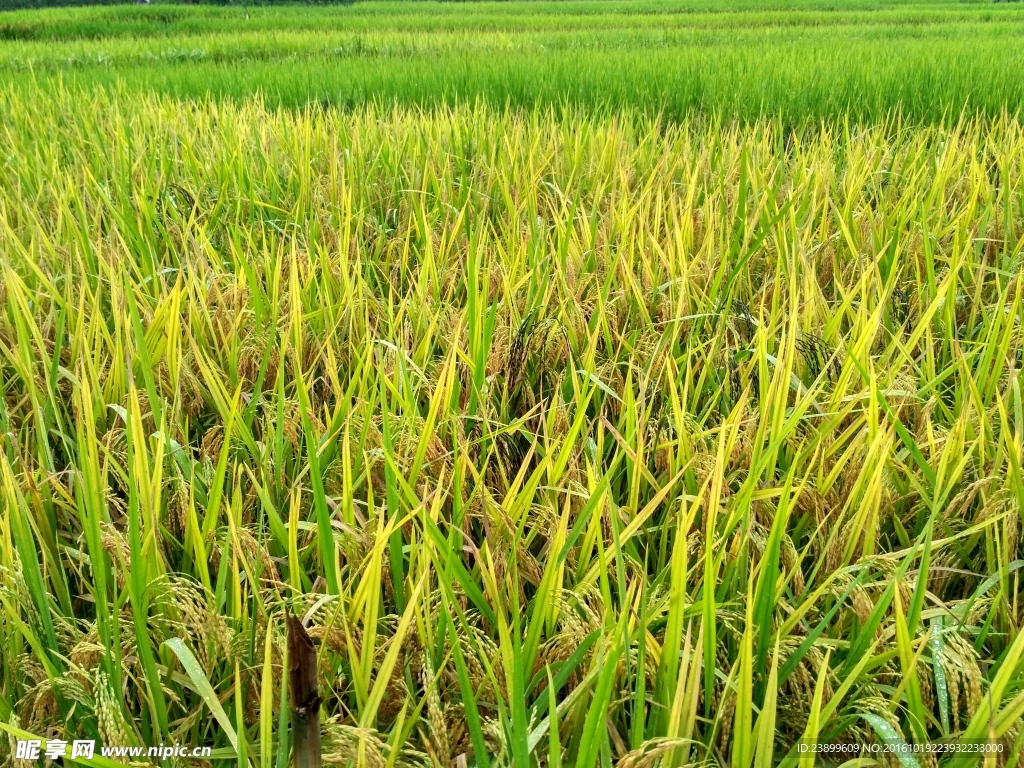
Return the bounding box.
[0,83,1023,767]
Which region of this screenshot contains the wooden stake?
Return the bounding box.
[287,612,321,768]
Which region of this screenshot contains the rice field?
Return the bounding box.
[1,2,1024,768]
[2,1,1024,121]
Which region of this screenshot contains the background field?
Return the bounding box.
[1,2,1024,768]
[1,0,1024,121]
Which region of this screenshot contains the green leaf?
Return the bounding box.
[164,637,239,754]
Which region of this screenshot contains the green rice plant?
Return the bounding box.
[2,0,1024,122]
[0,77,1022,767]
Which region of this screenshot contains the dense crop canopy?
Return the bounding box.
[2,0,1024,122]
[0,50,1023,768]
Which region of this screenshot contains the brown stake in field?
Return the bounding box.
[287,613,321,768]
